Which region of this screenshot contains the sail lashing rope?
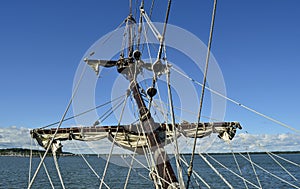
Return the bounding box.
[186,0,218,188]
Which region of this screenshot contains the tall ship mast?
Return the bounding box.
[29,1,243,188]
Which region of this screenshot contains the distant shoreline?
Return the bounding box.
[0,148,299,157]
[0,148,73,157]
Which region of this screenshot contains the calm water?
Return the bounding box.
[0,153,299,188]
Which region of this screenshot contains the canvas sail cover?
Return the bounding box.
[31,122,241,153]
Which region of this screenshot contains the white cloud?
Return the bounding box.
[0,126,299,154]
[199,133,300,153]
[0,126,32,149]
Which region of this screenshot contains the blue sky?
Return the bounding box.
[0,0,300,139]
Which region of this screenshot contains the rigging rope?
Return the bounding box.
[138,10,173,180]
[28,62,88,189]
[130,99,163,186]
[95,97,126,124]
[137,0,144,50]
[238,152,300,188]
[103,19,128,48]
[134,0,139,21]
[187,0,218,188]
[269,152,300,168]
[166,62,185,188]
[233,132,299,187]
[121,21,129,58]
[129,0,132,15]
[123,130,142,188]
[40,95,125,129]
[172,66,300,134]
[149,0,155,20]
[81,155,110,188]
[206,153,260,188]
[135,100,169,186]
[42,158,55,189]
[180,156,210,188]
[157,0,171,60]
[122,152,173,187]
[53,153,65,189]
[247,152,262,188]
[28,136,33,186]
[147,0,172,112]
[141,0,156,53]
[120,156,152,182]
[71,140,110,188]
[200,153,234,188]
[99,93,130,189]
[180,129,260,188]
[33,140,55,189]
[123,95,146,188]
[230,145,249,189]
[181,155,201,188]
[128,44,177,187]
[267,152,298,181]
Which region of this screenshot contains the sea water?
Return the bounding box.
[0,153,299,188]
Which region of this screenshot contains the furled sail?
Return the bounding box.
[31,121,241,153]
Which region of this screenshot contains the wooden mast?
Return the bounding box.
[127,63,178,188]
[122,10,178,188]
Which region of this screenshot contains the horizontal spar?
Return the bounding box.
[31,122,242,153]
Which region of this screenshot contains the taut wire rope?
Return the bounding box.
[28,61,88,189]
[99,92,130,189]
[71,140,110,188]
[238,152,300,188]
[172,66,300,134]
[28,136,33,186]
[33,140,55,189]
[230,145,249,189]
[53,152,65,189]
[40,95,125,129]
[205,153,260,188]
[186,0,217,188]
[165,58,185,187]
[247,152,262,188]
